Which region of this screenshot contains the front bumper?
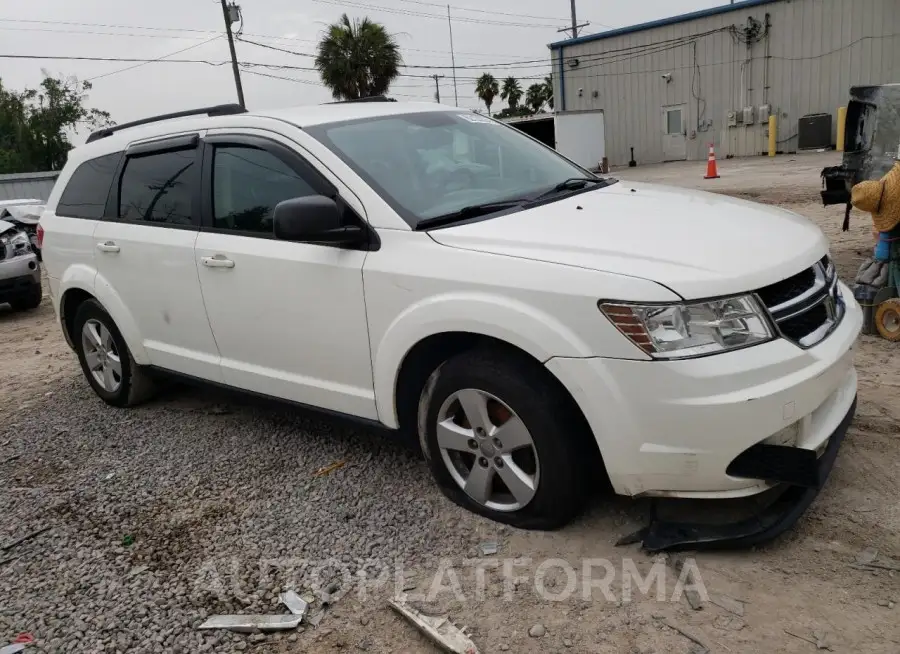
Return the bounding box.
[621,394,856,551]
[546,281,862,499]
[0,255,41,303]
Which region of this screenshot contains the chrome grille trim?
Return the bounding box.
[756,256,843,349]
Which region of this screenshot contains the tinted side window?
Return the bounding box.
[119,150,196,226]
[212,146,316,233]
[56,152,121,219]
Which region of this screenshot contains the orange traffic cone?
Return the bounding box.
[704,143,720,179]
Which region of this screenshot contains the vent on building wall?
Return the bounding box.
[566,58,580,68]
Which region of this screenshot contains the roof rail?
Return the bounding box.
[325,96,397,104]
[85,103,247,144]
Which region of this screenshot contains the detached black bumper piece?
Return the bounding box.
[0,273,40,304]
[618,396,857,552]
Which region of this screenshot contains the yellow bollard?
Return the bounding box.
[837,106,847,152]
[768,114,776,157]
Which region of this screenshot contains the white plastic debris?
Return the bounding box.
[197,614,303,633]
[389,595,479,654]
[279,590,309,618]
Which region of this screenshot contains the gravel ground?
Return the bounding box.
[1,151,899,653]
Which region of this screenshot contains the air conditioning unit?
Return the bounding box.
[798,113,833,150]
[742,106,756,125]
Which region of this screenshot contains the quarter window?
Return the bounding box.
[212,146,316,233]
[57,152,122,219]
[119,150,196,225]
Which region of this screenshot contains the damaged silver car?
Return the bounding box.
[0,215,42,312]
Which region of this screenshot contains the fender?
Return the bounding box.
[372,291,595,428]
[60,267,150,365]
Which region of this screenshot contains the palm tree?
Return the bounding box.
[525,83,545,113]
[500,77,522,110]
[542,75,554,110]
[474,73,500,116]
[315,14,402,100]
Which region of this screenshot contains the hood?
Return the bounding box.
[427,181,828,299]
[1,204,44,224]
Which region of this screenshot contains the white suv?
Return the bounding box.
[40,100,861,546]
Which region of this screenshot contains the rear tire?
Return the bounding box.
[10,284,42,311]
[417,348,590,530]
[73,299,155,407]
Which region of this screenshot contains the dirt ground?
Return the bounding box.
[1,152,898,653]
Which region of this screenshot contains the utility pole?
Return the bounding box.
[431,74,445,103]
[447,5,459,106]
[220,0,245,108]
[557,0,589,39]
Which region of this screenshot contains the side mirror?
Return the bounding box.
[273,195,364,245]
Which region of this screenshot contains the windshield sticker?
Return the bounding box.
[459,113,495,124]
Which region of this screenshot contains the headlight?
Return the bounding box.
[1,230,32,257]
[600,295,774,359]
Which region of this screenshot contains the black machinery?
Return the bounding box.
[821,83,900,340]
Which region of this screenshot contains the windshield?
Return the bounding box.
[306,111,601,228]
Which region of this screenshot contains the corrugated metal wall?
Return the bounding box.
[551,0,900,166]
[0,172,59,202]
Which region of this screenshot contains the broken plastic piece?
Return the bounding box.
[478,542,499,556]
[0,645,25,654]
[389,596,479,654]
[198,614,303,633]
[313,460,347,477]
[279,590,309,618]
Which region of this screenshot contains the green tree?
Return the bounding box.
[0,73,112,173]
[315,14,402,101]
[525,83,545,113]
[475,73,500,116]
[500,76,522,110]
[542,75,554,110]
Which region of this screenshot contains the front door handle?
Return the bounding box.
[97,241,120,253]
[201,255,235,269]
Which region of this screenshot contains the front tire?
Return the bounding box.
[73,299,155,407]
[418,348,590,530]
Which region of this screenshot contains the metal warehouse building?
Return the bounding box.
[0,171,59,202]
[549,0,900,166]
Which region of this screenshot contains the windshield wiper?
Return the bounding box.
[415,198,530,230]
[530,177,606,202]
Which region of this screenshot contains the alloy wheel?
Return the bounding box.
[436,388,540,511]
[81,318,122,393]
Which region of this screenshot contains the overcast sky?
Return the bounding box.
[1,0,724,129]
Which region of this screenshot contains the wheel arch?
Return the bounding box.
[58,269,149,364]
[374,293,597,431]
[389,331,599,465]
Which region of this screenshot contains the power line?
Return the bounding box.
[0,17,544,61]
[0,17,216,35]
[88,35,224,82]
[237,35,549,69]
[0,25,211,40]
[397,0,608,25]
[0,52,490,81]
[309,0,563,29]
[239,67,441,100]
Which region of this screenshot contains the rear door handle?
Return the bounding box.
[97,241,120,253]
[201,255,235,269]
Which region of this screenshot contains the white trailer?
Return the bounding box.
[554,110,606,171]
[502,110,607,171]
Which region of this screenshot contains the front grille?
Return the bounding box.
[755,255,842,348]
[756,268,815,307]
[779,303,828,342]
